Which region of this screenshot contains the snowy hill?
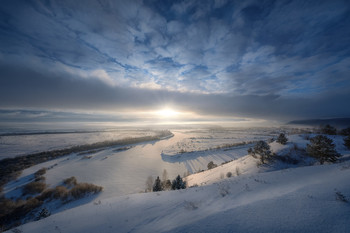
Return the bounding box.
[3,131,350,233]
[8,160,350,233]
[4,131,350,233]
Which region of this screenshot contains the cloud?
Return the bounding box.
[0,0,349,121]
[1,61,350,122]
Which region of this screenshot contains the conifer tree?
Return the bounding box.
[171,175,186,190]
[276,133,288,145]
[152,176,162,192]
[321,124,337,135]
[307,135,340,164]
[344,136,350,150]
[249,141,272,164]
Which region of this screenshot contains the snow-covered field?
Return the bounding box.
[4,128,276,199]
[161,128,276,155]
[0,129,159,159]
[2,127,350,232]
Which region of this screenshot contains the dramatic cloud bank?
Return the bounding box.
[0,0,349,123]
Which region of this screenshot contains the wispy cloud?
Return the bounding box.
[0,0,349,121]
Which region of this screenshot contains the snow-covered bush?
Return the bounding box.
[306,135,340,164]
[276,133,288,145]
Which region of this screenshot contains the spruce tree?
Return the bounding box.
[321,124,337,135]
[340,127,350,136]
[276,133,288,145]
[152,176,162,192]
[344,136,350,150]
[171,175,186,190]
[250,141,272,164]
[306,135,340,164]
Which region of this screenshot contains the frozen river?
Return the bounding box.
[4,128,276,198]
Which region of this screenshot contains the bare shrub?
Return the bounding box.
[34,168,46,178]
[162,169,168,182]
[226,172,232,178]
[184,201,198,210]
[219,184,230,197]
[22,182,46,195]
[34,176,46,182]
[207,161,217,169]
[162,179,172,191]
[69,183,103,199]
[37,188,54,201]
[35,208,50,220]
[14,197,42,218]
[235,167,241,176]
[335,191,348,203]
[53,186,68,200]
[0,197,20,218]
[0,197,42,230]
[63,177,77,187]
[145,176,154,192]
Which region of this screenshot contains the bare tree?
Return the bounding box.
[145,176,154,192]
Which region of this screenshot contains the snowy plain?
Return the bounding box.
[3,128,278,199]
[0,129,158,159]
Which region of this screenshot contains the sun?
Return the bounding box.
[155,108,180,118]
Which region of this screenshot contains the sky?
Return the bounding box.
[0,0,349,126]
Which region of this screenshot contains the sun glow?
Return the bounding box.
[156,108,180,118]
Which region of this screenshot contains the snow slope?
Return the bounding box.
[8,161,350,233]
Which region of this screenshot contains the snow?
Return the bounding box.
[8,161,350,233]
[3,129,350,233]
[0,129,159,159]
[4,129,271,199]
[162,128,275,155]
